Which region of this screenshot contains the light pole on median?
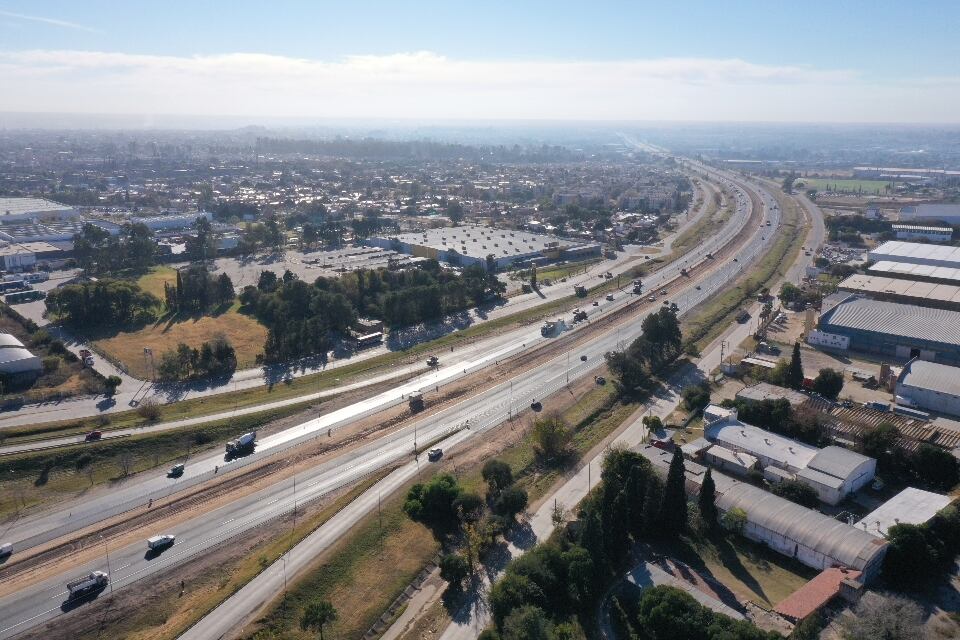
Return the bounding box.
[100,534,113,594]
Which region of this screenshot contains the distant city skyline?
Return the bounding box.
[1,0,958,124]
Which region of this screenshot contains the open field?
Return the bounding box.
[796,178,892,195]
[666,533,815,607]
[135,266,179,302]
[94,308,268,377]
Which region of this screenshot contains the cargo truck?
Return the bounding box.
[225,431,257,458]
[147,534,176,551]
[66,571,109,598]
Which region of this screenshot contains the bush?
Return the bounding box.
[771,479,820,508]
[136,399,162,422]
[41,356,61,374]
[812,368,844,400]
[493,486,529,520]
[104,375,122,394]
[681,382,710,412]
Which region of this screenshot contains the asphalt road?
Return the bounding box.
[0,166,769,638]
[178,164,775,640]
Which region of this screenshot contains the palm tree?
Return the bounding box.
[300,599,338,640]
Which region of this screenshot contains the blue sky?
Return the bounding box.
[1,1,958,122]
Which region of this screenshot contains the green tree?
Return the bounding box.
[532,413,572,462]
[787,341,804,390]
[439,553,470,591]
[501,605,552,640]
[482,459,514,498]
[493,486,529,520]
[771,479,820,508]
[681,382,710,412]
[403,473,463,533]
[722,507,747,533]
[300,599,338,640]
[862,422,898,459]
[104,375,122,394]
[698,467,718,532]
[913,443,959,490]
[659,448,687,536]
[812,368,844,400]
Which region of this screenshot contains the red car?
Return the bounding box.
[84,431,102,442]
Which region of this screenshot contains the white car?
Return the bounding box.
[147,534,176,551]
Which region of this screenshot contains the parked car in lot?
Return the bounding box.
[427,448,443,462]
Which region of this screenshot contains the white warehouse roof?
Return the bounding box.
[854,487,953,538]
[707,421,818,471]
[0,197,74,218]
[868,240,960,268]
[897,358,960,398]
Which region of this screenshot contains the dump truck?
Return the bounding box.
[225,431,257,457]
[66,571,109,598]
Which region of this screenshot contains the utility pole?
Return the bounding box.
[100,534,113,594]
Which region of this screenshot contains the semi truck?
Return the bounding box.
[225,431,257,458]
[66,571,109,598]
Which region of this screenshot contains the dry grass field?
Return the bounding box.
[93,309,267,378]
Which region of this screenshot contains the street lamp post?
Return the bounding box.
[100,534,113,594]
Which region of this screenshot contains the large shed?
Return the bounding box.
[715,482,889,579]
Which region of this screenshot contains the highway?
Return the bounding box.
[432,164,825,640]
[178,164,779,640]
[0,166,767,638]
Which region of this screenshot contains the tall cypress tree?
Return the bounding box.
[659,448,688,536]
[175,269,184,312]
[787,341,804,389]
[698,467,718,532]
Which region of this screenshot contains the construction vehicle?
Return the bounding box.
[66,571,109,598]
[225,431,257,458]
[633,280,643,294]
[147,534,176,551]
[408,392,425,413]
[426,355,439,367]
[574,285,587,298]
[572,309,588,322]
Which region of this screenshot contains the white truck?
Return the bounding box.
[66,571,109,598]
[225,431,257,457]
[147,534,176,551]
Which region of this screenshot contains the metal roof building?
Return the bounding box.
[838,274,960,311]
[899,203,960,225]
[367,224,601,271]
[868,260,960,286]
[635,445,889,580]
[706,419,819,473]
[0,197,77,222]
[716,482,888,579]
[0,333,41,378]
[867,240,960,269]
[817,295,960,365]
[796,446,876,505]
[854,487,953,538]
[896,357,960,417]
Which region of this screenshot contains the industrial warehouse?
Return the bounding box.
[811,294,960,365]
[867,240,960,269]
[636,444,890,578]
[837,274,960,311]
[366,224,602,271]
[895,358,960,417]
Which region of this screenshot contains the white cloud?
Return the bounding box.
[0,10,99,33]
[0,49,954,123]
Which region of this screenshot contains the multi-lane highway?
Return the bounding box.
[0,164,770,638]
[180,164,782,640]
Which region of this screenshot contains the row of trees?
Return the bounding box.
[861,421,959,491]
[72,222,157,274]
[240,272,356,363]
[480,448,719,640]
[610,584,777,640]
[605,308,683,396]
[163,266,234,313]
[883,505,960,592]
[46,279,159,329]
[155,335,237,382]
